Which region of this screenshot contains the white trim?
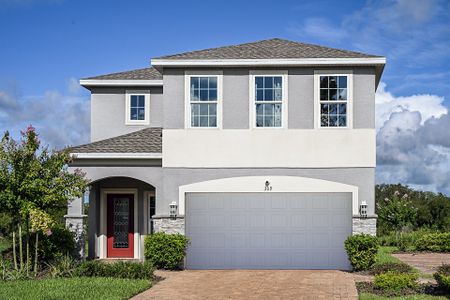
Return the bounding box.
[184,70,223,129]
[72,153,162,159]
[144,191,156,235]
[313,70,353,129]
[125,90,150,125]
[178,176,359,216]
[99,188,140,259]
[80,79,163,87]
[152,57,386,67]
[249,70,288,129]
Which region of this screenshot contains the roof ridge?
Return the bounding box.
[153,38,288,59]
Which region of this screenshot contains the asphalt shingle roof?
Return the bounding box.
[70,128,162,154]
[84,67,162,80]
[154,38,382,60]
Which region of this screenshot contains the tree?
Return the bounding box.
[0,125,88,274]
[377,190,417,236]
[376,184,450,233]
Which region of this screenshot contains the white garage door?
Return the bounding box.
[185,192,352,270]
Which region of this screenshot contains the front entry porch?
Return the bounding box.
[85,177,156,260]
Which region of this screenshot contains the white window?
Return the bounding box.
[315,71,352,128]
[185,72,222,128]
[250,71,288,128]
[125,91,150,125]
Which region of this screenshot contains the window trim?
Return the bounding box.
[184,70,223,129]
[125,90,150,125]
[314,70,353,129]
[249,70,288,129]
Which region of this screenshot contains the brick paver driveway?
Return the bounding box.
[393,253,450,274]
[132,270,358,300]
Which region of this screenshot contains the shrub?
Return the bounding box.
[378,229,435,250]
[144,233,189,270]
[35,226,76,262]
[75,260,153,280]
[0,258,31,281]
[344,234,379,271]
[370,262,413,275]
[434,264,450,290]
[374,271,418,291]
[46,255,77,278]
[415,232,450,252]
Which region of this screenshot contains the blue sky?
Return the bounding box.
[0,0,449,194]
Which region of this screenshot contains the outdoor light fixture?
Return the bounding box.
[169,201,178,219]
[359,200,368,218]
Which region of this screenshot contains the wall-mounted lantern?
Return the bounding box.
[359,200,368,218]
[169,201,178,219]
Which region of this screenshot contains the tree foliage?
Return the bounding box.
[0,125,88,274]
[376,184,450,235]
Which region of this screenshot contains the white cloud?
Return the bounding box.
[376,84,450,194]
[67,77,81,94]
[287,18,348,43]
[375,82,447,130]
[0,82,89,149]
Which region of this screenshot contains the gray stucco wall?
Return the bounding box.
[162,67,376,130]
[162,69,185,129]
[223,69,250,129]
[90,87,163,141]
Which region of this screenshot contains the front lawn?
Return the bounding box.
[0,277,151,300]
[375,246,401,265]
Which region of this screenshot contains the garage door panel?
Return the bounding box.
[186,214,209,227]
[231,233,247,249]
[312,214,330,228]
[269,214,288,227]
[209,214,226,227]
[249,233,266,248]
[249,215,266,228]
[186,192,352,270]
[271,197,287,209]
[290,215,307,229]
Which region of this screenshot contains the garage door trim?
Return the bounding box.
[178,176,359,215]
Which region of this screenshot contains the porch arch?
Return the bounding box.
[87,176,156,260]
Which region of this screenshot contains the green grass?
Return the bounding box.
[360,293,448,300]
[0,277,151,300]
[375,246,401,265]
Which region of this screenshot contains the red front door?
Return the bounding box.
[107,194,134,258]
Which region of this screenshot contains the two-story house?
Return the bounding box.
[67,38,385,270]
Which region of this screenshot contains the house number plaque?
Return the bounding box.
[264,180,272,191]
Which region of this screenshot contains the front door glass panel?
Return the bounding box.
[113,197,129,248]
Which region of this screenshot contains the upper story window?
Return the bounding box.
[125,91,150,125]
[250,71,288,128]
[188,75,220,128]
[316,73,352,128]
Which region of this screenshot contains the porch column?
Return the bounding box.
[64,189,88,260]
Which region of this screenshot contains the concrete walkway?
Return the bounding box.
[132,270,358,300]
